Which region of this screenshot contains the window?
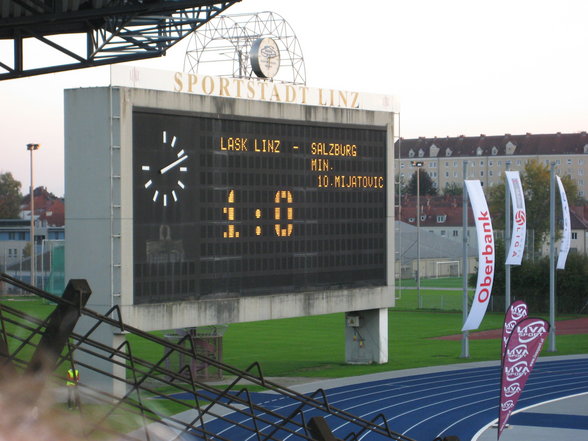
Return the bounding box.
[420,215,426,221]
[445,161,449,167]
[400,162,405,169]
[567,158,572,165]
[572,232,578,240]
[436,215,447,223]
[440,230,446,236]
[408,217,415,223]
[516,160,522,166]
[579,159,584,165]
[445,171,449,177]
[431,162,437,168]
[480,171,484,177]
[489,170,493,176]
[480,160,484,166]
[453,230,459,237]
[579,169,584,176]
[489,160,493,167]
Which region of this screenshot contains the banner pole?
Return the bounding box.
[461,160,469,358]
[505,162,511,308]
[548,162,557,352]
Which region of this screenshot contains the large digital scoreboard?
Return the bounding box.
[132,110,387,304]
[65,66,396,332]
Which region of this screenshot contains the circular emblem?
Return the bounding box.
[514,209,526,225]
[250,37,281,79]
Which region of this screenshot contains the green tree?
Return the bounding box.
[443,182,463,196]
[405,169,438,196]
[0,172,23,218]
[487,160,578,258]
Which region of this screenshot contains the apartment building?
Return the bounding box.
[395,132,588,197]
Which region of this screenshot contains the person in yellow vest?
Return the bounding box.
[66,367,80,409]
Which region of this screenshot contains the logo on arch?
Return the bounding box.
[515,209,526,225]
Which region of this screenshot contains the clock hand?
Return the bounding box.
[159,154,188,175]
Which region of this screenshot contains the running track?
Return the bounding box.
[179,356,588,441]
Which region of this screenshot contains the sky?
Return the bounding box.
[0,0,587,197]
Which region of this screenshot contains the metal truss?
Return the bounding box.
[184,11,307,85]
[0,0,240,80]
[0,272,417,441]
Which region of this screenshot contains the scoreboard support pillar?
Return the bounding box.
[344,308,388,364]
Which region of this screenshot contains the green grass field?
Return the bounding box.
[2,294,586,381]
[396,277,466,289]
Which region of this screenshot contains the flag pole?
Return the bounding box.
[505,162,511,308]
[461,160,469,358]
[548,162,557,352]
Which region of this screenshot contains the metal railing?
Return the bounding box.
[0,273,417,441]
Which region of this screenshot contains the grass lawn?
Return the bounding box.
[396,277,465,289]
[2,296,586,381]
[221,309,588,379]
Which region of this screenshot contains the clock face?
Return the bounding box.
[250,37,280,79]
[140,130,188,206]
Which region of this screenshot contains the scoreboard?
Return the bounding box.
[133,110,387,304]
[65,67,396,331]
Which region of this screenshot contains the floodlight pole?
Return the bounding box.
[27,143,40,288]
[461,160,469,358]
[505,162,511,308]
[548,162,557,352]
[411,160,424,308]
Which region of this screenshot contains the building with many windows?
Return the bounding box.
[397,195,588,257]
[395,132,588,197]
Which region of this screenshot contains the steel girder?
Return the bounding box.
[0,0,241,80]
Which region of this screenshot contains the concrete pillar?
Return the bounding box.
[345,308,388,364]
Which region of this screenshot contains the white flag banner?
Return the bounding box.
[556,175,571,269]
[505,171,526,265]
[462,180,495,331]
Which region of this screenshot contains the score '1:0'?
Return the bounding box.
[223,190,294,238]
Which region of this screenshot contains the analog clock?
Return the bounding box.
[250,37,280,79]
[140,130,188,206]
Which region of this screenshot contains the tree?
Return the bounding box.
[487,160,579,258]
[443,182,463,196]
[470,240,588,314]
[0,172,23,219]
[405,169,438,196]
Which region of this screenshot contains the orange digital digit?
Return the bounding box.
[274,190,294,237]
[223,190,240,238]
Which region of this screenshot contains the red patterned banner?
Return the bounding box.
[501,300,528,360]
[498,317,549,439]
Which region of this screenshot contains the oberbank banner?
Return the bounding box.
[462,180,495,332]
[556,175,571,269]
[505,171,526,265]
[498,317,549,439]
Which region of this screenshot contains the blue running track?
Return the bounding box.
[172,357,588,441]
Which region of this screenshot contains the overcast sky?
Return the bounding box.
[1,0,586,196]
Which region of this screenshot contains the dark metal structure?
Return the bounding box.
[0,272,417,441]
[0,0,240,80]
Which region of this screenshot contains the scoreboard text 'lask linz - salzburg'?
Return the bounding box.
[133,110,387,304]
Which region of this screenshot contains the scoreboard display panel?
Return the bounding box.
[132,109,387,304]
